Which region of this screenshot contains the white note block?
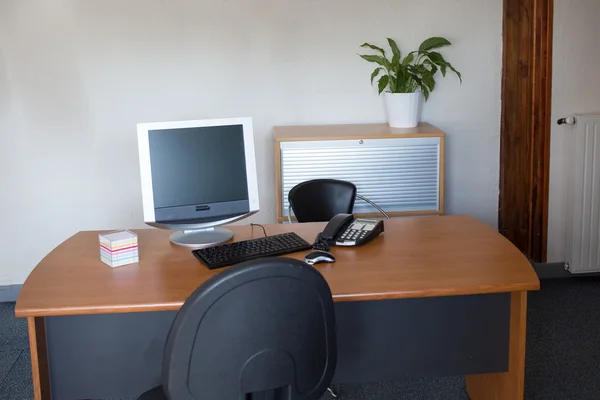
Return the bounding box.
[99,230,139,268]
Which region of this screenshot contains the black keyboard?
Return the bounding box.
[192,232,312,270]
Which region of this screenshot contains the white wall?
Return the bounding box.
[0,0,502,285]
[547,0,600,262]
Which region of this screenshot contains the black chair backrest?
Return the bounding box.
[288,179,357,223]
[162,257,337,400]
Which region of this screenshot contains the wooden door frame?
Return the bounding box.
[499,0,554,262]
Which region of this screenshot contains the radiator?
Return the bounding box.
[566,115,600,273]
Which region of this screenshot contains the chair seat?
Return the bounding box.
[138,385,167,400]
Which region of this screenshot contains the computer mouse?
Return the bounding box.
[304,250,336,265]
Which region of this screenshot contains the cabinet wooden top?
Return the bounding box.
[274,122,444,141]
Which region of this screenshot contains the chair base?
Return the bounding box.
[327,385,339,398]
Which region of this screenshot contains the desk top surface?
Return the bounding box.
[15,216,539,317]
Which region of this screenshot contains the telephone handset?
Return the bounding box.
[316,213,385,249]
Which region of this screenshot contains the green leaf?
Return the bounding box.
[402,53,414,65]
[424,87,430,101]
[409,74,422,88]
[423,59,437,72]
[427,52,462,82]
[370,67,383,85]
[422,72,436,92]
[359,54,388,68]
[392,53,400,69]
[377,75,389,94]
[427,51,445,65]
[419,37,452,52]
[407,64,423,76]
[360,43,385,57]
[428,63,438,76]
[387,38,401,59]
[388,74,397,92]
[394,68,405,92]
[446,63,462,83]
[360,43,386,56]
[427,52,448,78]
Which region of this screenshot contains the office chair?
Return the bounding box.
[287,179,390,223]
[138,257,337,400]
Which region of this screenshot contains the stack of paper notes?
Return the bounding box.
[99,230,139,268]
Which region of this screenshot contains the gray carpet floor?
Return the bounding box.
[1,277,600,399]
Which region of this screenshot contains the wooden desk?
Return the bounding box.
[16,216,539,400]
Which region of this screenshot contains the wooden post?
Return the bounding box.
[28,317,52,400]
[498,0,554,262]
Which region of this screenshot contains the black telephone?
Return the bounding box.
[316,213,385,249]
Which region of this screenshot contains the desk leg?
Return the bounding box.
[466,291,527,400]
[28,317,52,400]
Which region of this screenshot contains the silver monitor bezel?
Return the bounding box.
[136,117,259,231]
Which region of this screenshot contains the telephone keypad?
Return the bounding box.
[334,218,385,247]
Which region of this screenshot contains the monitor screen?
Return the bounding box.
[148,124,248,209]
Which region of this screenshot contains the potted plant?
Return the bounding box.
[359,37,462,128]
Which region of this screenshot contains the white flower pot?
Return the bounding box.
[384,92,421,128]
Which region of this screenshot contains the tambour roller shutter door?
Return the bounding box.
[280,137,441,217]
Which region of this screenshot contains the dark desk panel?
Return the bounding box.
[333,293,510,383]
[46,294,510,399]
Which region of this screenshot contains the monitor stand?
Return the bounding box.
[169,227,234,248]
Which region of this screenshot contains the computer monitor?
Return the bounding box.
[136,117,259,248]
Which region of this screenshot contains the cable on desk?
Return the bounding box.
[250,223,267,237]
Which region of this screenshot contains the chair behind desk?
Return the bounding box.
[288,179,357,223]
[139,257,337,400]
[287,179,390,223]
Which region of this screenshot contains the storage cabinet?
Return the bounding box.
[274,123,445,223]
